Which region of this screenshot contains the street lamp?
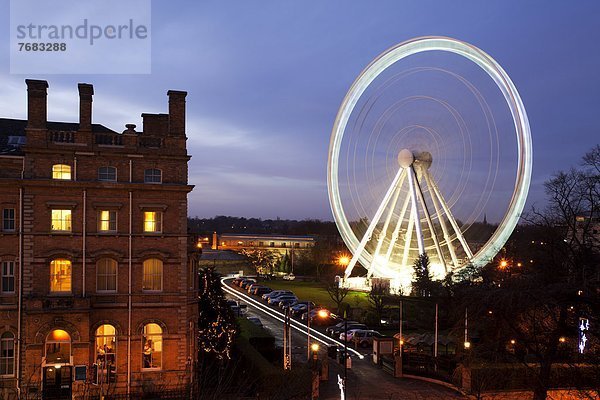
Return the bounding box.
[307,306,330,361]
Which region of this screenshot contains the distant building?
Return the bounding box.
[216,233,315,255]
[0,80,198,399]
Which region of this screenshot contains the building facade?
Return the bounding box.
[0,80,198,399]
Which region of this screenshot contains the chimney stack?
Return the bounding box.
[78,83,94,131]
[26,79,48,130]
[167,90,187,136]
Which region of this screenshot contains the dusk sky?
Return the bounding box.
[1,1,599,221]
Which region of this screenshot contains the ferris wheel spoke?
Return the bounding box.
[428,172,474,259]
[344,168,406,279]
[366,173,405,277]
[413,168,447,271]
[406,167,425,255]
[424,171,460,268]
[371,191,412,279]
[401,207,415,267]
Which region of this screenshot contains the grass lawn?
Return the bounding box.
[260,280,370,312]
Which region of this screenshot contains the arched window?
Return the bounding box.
[52,164,71,180]
[45,329,71,363]
[95,325,116,369]
[0,332,14,376]
[98,166,117,182]
[144,169,162,184]
[143,259,162,292]
[97,259,117,292]
[50,259,71,293]
[142,323,162,369]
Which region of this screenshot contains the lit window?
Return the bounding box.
[143,211,162,233]
[98,210,117,232]
[45,329,71,363]
[97,258,117,292]
[51,210,72,232]
[142,323,162,369]
[143,259,162,292]
[50,259,71,293]
[52,164,71,180]
[144,169,162,183]
[98,166,117,182]
[0,332,14,376]
[2,209,15,232]
[95,324,116,369]
[1,261,15,293]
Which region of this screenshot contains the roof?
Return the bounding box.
[220,233,315,241]
[199,250,247,261]
[0,118,116,155]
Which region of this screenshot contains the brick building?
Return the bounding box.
[0,80,198,399]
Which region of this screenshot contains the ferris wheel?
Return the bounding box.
[327,36,532,290]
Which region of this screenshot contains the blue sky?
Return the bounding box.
[1,1,599,220]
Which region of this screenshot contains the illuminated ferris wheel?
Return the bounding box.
[327,36,532,291]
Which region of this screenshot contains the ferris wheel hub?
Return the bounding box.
[398,149,414,168]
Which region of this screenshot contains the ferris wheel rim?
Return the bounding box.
[327,36,532,275]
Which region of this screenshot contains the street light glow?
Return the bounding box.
[311,343,320,352]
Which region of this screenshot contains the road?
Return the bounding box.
[223,278,465,400]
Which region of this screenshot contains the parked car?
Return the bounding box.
[290,301,315,317]
[269,295,297,305]
[247,317,263,327]
[282,274,296,281]
[330,323,368,338]
[231,277,245,286]
[278,298,299,309]
[241,280,256,290]
[300,308,334,325]
[226,299,247,316]
[325,320,359,335]
[247,283,262,293]
[251,286,272,295]
[343,329,383,347]
[262,290,293,300]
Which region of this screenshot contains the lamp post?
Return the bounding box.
[283,307,292,370]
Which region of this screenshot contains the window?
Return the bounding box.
[0,332,14,376]
[142,323,162,369]
[50,259,71,293]
[45,329,71,363]
[1,261,15,293]
[98,210,117,232]
[98,166,117,182]
[144,169,162,184]
[143,259,162,292]
[51,209,72,232]
[95,325,116,369]
[97,258,117,292]
[52,164,71,180]
[2,209,15,232]
[143,211,162,233]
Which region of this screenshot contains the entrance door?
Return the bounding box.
[42,366,72,400]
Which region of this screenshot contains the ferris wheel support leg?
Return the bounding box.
[344,168,405,280]
[413,168,446,271]
[401,207,415,268]
[371,192,412,279]
[424,172,459,270]
[367,174,405,278]
[428,174,474,259]
[407,167,425,255]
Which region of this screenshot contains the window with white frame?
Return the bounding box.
[52,164,71,180]
[143,258,162,291]
[144,169,162,183]
[98,210,117,232]
[0,332,14,376]
[51,209,72,232]
[50,259,71,293]
[142,323,162,369]
[143,211,162,233]
[1,261,15,294]
[98,166,117,182]
[97,258,117,292]
[2,209,15,232]
[95,324,116,369]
